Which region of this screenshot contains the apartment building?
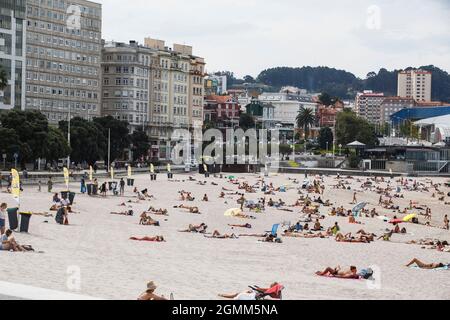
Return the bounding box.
[398,69,432,102]
[144,38,206,160]
[0,0,26,110]
[380,96,416,124]
[25,0,102,124]
[355,91,385,124]
[101,41,153,132]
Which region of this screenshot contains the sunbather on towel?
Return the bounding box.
[130,236,165,242]
[205,230,238,239]
[174,204,200,214]
[228,223,252,229]
[316,266,359,278]
[406,258,449,269]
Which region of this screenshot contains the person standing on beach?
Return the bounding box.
[239,194,246,210]
[352,192,357,204]
[444,215,449,230]
[80,178,87,194]
[120,178,125,196]
[38,180,42,192]
[47,177,53,193]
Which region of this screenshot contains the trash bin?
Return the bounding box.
[205,172,210,178]
[127,178,135,186]
[61,191,68,199]
[87,184,93,195]
[68,192,76,205]
[167,173,173,179]
[93,184,98,195]
[7,208,19,230]
[150,174,157,181]
[19,212,33,233]
[108,181,113,189]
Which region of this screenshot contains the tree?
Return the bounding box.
[0,127,25,163]
[131,129,150,161]
[0,110,49,166]
[59,117,106,165]
[44,126,71,163]
[296,107,316,140]
[318,93,333,106]
[335,109,378,146]
[279,144,292,160]
[239,113,255,131]
[243,75,256,83]
[0,66,8,90]
[93,116,130,163]
[318,127,334,150]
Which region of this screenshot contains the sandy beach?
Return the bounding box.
[0,172,449,300]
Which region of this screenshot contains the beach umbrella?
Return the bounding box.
[11,169,20,205]
[389,218,404,224]
[110,167,114,180]
[403,214,416,222]
[224,208,242,217]
[203,164,208,173]
[167,163,171,173]
[352,202,367,216]
[89,166,93,181]
[150,163,155,174]
[63,167,69,191]
[127,165,132,178]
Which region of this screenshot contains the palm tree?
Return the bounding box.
[0,66,8,90]
[296,107,316,140]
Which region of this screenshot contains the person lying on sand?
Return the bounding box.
[219,282,283,300]
[316,266,359,278]
[335,233,371,243]
[178,223,207,233]
[283,231,328,238]
[204,230,238,239]
[406,258,449,269]
[146,207,168,216]
[130,236,165,242]
[0,230,35,252]
[228,223,252,229]
[138,281,168,300]
[173,204,200,214]
[258,234,282,243]
[111,210,134,216]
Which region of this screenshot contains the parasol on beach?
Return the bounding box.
[352,202,367,216]
[403,214,416,222]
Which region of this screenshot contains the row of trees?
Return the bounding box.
[0,110,150,169]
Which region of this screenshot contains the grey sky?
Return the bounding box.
[97,0,450,79]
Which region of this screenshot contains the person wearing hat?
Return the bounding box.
[138,281,167,300]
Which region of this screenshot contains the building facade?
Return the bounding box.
[355,91,385,124]
[398,69,432,102]
[204,95,240,129]
[258,91,318,132]
[0,0,26,110]
[25,0,102,123]
[204,74,227,95]
[380,96,416,124]
[101,41,152,132]
[144,38,206,160]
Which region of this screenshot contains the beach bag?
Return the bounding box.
[359,268,374,280]
[55,208,64,225]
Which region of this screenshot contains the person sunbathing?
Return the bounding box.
[378,230,394,241]
[406,258,448,269]
[259,234,282,243]
[335,233,370,243]
[146,207,168,216]
[138,281,168,300]
[205,230,238,239]
[140,213,160,226]
[316,266,359,278]
[130,236,165,242]
[283,231,328,238]
[174,204,200,214]
[178,223,207,233]
[228,223,252,229]
[111,210,134,216]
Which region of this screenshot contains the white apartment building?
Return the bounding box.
[259,91,318,131]
[0,0,26,110]
[398,69,432,102]
[355,91,385,124]
[380,96,416,124]
[25,0,102,124]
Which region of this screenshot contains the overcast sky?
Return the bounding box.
[97,0,450,79]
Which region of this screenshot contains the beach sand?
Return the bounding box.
[0,172,449,300]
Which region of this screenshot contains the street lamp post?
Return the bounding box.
[67,106,71,169]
